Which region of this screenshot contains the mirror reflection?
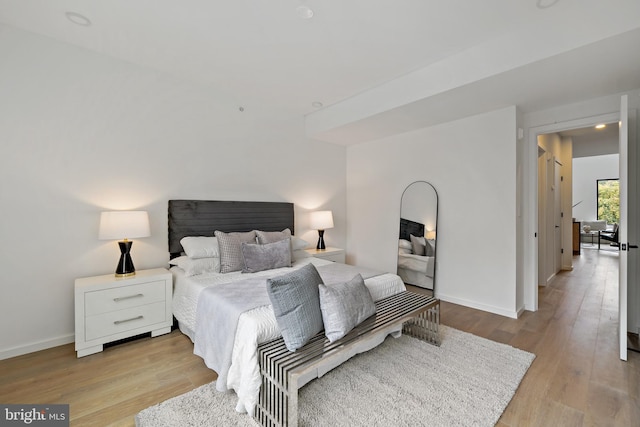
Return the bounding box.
[397,181,438,296]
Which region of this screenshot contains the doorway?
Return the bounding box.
[537,121,619,286]
[526,97,639,361]
[526,111,623,312]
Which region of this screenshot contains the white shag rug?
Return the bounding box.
[136,326,534,427]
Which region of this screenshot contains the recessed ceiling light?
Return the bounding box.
[536,0,560,9]
[65,11,92,27]
[595,124,606,129]
[296,5,314,19]
[311,101,323,108]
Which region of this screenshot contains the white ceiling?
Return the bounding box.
[560,124,619,158]
[1,0,640,144]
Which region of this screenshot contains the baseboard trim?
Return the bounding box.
[0,334,75,361]
[437,293,519,319]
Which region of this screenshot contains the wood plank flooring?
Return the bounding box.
[438,246,640,426]
[1,247,638,426]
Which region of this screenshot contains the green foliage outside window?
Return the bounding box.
[597,179,620,225]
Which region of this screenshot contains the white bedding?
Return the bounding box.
[171,257,406,416]
[397,253,434,277]
[397,253,434,290]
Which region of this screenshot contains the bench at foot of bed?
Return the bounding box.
[254,290,440,427]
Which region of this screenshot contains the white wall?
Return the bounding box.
[0,27,347,359]
[346,106,519,318]
[572,154,620,221]
[536,133,574,275]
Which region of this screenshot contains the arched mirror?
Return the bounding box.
[397,181,438,296]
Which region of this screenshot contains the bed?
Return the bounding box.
[167,200,407,416]
[397,217,435,290]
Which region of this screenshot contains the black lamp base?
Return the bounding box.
[115,240,136,277]
[316,229,326,250]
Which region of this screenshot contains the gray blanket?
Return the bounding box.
[193,262,384,392]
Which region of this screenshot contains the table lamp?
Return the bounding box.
[99,211,150,277]
[309,210,334,250]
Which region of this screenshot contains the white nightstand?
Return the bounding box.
[74,268,173,357]
[304,247,346,263]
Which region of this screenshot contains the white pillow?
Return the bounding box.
[398,247,412,255]
[169,255,220,276]
[180,236,220,259]
[292,236,309,251]
[398,239,412,250]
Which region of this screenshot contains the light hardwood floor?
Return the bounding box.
[1,247,639,426]
[442,246,640,426]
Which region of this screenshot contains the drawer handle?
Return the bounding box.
[113,293,144,302]
[114,315,143,325]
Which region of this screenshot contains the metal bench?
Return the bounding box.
[254,290,440,427]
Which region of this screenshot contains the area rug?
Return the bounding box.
[136,326,535,427]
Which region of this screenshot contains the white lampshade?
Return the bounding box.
[309,210,334,230]
[99,211,150,240]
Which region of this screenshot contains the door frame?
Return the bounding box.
[524,111,621,312]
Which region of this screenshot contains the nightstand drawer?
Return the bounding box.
[84,281,166,315]
[85,301,167,341]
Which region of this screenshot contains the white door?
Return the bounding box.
[546,155,554,281]
[619,95,629,361]
[554,160,562,274]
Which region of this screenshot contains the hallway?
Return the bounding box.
[441,246,639,425]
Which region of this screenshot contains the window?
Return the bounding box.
[597,179,620,224]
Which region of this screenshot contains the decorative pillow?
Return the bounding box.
[180,236,219,259]
[410,234,426,256]
[266,263,324,351]
[425,239,435,257]
[256,228,292,244]
[169,256,220,276]
[214,230,257,273]
[398,247,412,255]
[318,274,376,342]
[241,238,292,273]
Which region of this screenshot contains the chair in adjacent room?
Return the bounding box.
[599,224,619,249]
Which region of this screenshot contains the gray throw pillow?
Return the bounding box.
[410,234,426,256]
[267,263,324,351]
[214,230,257,273]
[425,239,435,257]
[241,238,292,273]
[256,228,292,244]
[319,274,376,342]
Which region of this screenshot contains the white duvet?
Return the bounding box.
[397,253,435,277]
[171,257,406,416]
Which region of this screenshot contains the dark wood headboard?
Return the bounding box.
[168,200,294,258]
[399,217,425,241]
